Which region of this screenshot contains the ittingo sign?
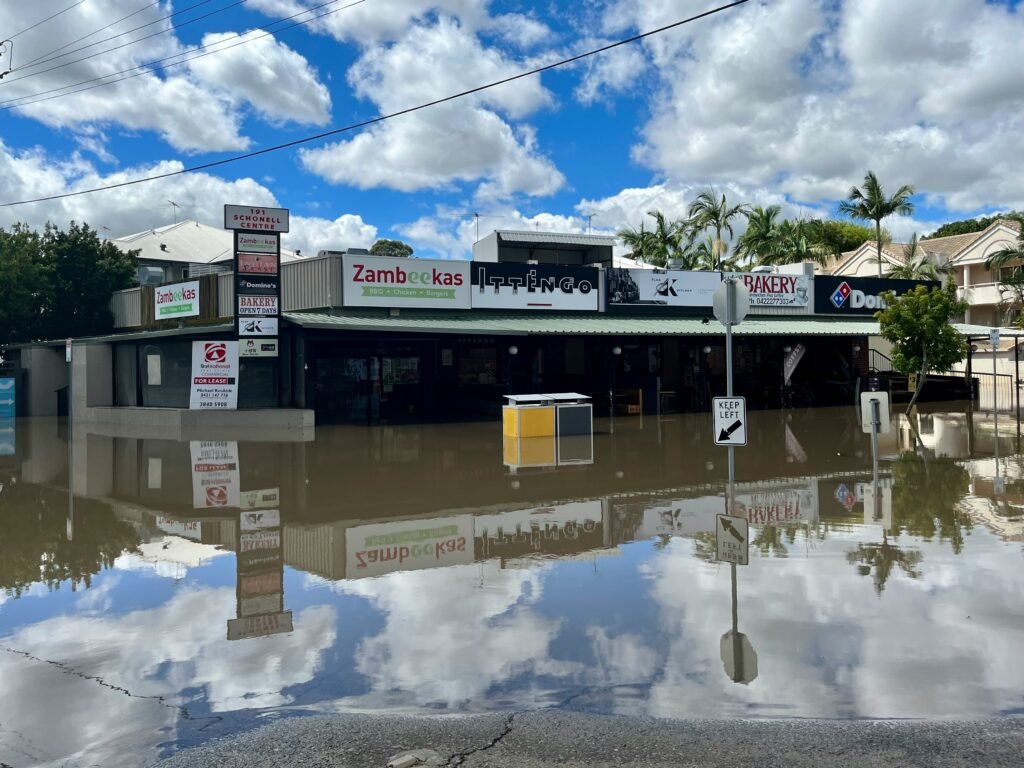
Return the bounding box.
[814,276,939,315]
[471,263,600,311]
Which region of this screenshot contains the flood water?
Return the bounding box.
[1,405,1023,766]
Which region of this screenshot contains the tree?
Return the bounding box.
[687,189,750,270]
[982,228,1024,271]
[838,170,915,278]
[40,222,137,341]
[802,219,881,255]
[925,212,1024,240]
[846,537,923,595]
[0,221,136,344]
[0,224,49,345]
[982,229,1024,325]
[876,284,969,413]
[617,210,685,267]
[734,205,782,264]
[369,238,414,258]
[682,234,740,271]
[887,233,950,281]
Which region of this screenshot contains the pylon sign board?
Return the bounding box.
[716,514,749,565]
[713,396,747,446]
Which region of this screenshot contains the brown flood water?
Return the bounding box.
[0,404,1022,766]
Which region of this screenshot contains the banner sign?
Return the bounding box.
[0,378,14,457]
[155,280,199,319]
[342,254,471,309]
[237,253,279,275]
[190,440,240,509]
[240,530,281,552]
[607,269,719,307]
[240,338,278,358]
[239,317,278,336]
[236,232,280,254]
[189,341,238,409]
[726,273,810,307]
[471,263,600,311]
[474,501,603,559]
[237,275,279,294]
[224,205,290,233]
[345,514,474,578]
[227,612,293,640]
[156,516,202,541]
[814,276,938,315]
[238,295,279,316]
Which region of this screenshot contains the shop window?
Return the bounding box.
[139,340,191,407]
[459,347,497,386]
[114,343,138,406]
[239,357,279,408]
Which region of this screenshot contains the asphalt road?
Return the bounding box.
[155,712,1024,768]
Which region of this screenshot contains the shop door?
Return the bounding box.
[378,355,422,421]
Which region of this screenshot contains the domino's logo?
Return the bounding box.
[830,281,852,308]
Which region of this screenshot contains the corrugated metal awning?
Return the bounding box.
[283,310,879,337]
[496,230,616,247]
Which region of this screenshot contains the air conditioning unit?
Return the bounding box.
[137,266,165,285]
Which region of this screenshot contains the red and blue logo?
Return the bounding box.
[830,281,852,308]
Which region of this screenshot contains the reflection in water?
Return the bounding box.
[1,406,1023,766]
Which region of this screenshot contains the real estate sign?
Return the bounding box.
[189,340,239,409]
[608,268,720,307]
[342,254,471,309]
[154,280,200,319]
[189,440,240,509]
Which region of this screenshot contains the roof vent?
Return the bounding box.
[159,243,168,252]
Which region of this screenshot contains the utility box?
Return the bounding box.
[502,393,591,438]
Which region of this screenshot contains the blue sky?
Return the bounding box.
[1,0,1023,258]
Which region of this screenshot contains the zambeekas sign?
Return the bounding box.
[342,254,471,309]
[814,276,939,316]
[155,280,199,318]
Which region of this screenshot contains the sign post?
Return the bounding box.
[860,390,891,521]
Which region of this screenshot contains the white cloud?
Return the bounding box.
[187,31,332,126]
[1,1,329,153]
[286,213,378,256]
[299,16,562,200]
[574,42,648,105]
[484,13,554,49]
[595,0,1024,215]
[0,585,338,765]
[0,140,278,234]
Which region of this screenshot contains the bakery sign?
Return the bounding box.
[727,273,810,307]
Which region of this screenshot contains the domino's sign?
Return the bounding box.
[814,276,938,316]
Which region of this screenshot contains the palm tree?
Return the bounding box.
[773,219,831,266]
[682,235,740,272]
[734,205,782,264]
[617,221,658,265]
[688,189,751,271]
[887,233,950,281]
[983,228,1024,271]
[838,170,915,278]
[617,210,685,267]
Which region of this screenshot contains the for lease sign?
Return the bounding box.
[342,254,471,309]
[155,280,199,318]
[189,341,238,409]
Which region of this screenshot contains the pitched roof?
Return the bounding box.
[112,220,300,265]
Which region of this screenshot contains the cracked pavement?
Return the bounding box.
[152,712,1024,768]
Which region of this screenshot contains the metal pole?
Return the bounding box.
[726,279,736,515]
[731,561,740,680]
[871,398,881,521]
[1015,339,1020,449]
[994,341,999,470]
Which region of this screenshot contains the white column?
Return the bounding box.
[963,264,972,324]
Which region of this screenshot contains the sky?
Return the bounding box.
[1,0,1023,259]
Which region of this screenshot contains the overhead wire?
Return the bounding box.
[2,0,245,83]
[1,0,360,109]
[6,1,87,40]
[0,0,750,208]
[19,1,162,69]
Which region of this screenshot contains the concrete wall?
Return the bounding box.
[20,346,68,416]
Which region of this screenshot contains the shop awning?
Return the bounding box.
[283,310,881,337]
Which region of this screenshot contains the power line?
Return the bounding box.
[2,0,241,83]
[20,1,161,69]
[6,1,86,40]
[0,0,750,208]
[1,0,360,109]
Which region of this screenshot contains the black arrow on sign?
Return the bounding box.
[721,517,745,542]
[718,419,743,442]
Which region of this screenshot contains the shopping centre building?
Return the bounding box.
[4,222,993,428]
